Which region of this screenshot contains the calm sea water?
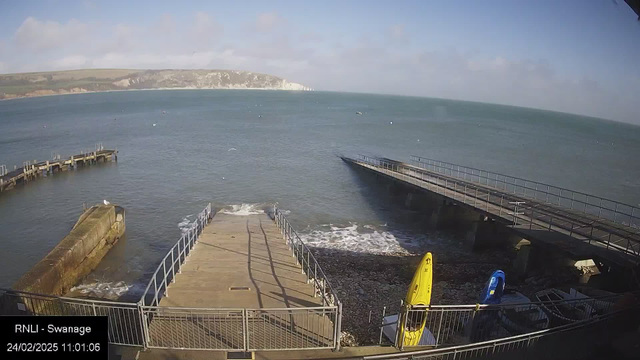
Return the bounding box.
[1,90,639,298]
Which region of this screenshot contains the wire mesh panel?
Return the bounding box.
[367,306,635,360]
[142,306,246,350]
[0,289,143,346]
[246,307,339,350]
[396,294,624,350]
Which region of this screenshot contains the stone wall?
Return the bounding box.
[12,204,125,296]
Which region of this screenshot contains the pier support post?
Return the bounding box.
[513,238,532,277]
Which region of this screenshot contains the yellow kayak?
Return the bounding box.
[398,252,433,347]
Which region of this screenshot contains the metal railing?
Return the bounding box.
[355,155,640,258]
[410,155,640,229]
[140,305,340,351]
[366,303,636,360]
[136,204,342,351]
[140,203,213,307]
[273,206,341,308]
[0,288,144,346]
[393,294,623,350]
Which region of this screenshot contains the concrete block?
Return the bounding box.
[12,204,126,299]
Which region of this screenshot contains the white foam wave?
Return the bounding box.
[299,223,431,254]
[220,203,265,216]
[70,281,133,299]
[178,214,194,233]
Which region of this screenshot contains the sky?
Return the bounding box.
[0,0,639,123]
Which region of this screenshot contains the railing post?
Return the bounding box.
[138,301,150,349]
[177,239,182,273]
[163,261,168,297]
[301,244,305,273]
[530,209,534,230]
[598,198,603,218]
[613,203,619,223]
[322,279,326,306]
[571,192,575,209]
[434,308,444,347]
[153,277,159,306]
[307,250,311,282]
[335,302,343,351]
[242,309,249,351]
[171,248,176,282]
[314,262,318,296]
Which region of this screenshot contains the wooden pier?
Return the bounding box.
[0,149,117,194]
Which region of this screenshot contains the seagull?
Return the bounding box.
[103,200,111,205]
[390,121,393,125]
[228,148,237,151]
[153,123,157,127]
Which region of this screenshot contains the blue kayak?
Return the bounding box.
[478,270,506,304]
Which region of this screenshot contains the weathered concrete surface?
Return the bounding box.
[159,213,320,308]
[148,214,334,350]
[12,204,125,296]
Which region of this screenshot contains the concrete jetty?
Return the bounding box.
[159,213,321,309]
[141,208,340,351]
[12,204,126,297]
[0,147,117,195]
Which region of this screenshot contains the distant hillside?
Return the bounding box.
[0,69,313,100]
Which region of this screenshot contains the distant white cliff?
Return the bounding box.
[0,69,313,100]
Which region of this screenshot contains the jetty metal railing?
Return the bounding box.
[355,155,640,258]
[273,206,341,308]
[0,288,144,346]
[367,303,636,360]
[135,204,343,351]
[140,305,340,351]
[140,203,212,307]
[409,155,640,229]
[392,293,624,350]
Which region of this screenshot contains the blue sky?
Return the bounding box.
[0,0,639,123]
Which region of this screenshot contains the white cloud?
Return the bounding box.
[190,12,223,49]
[52,55,89,69]
[255,12,282,32]
[14,17,89,52]
[83,0,96,9]
[390,24,405,38]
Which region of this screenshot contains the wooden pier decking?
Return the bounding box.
[0,149,117,194]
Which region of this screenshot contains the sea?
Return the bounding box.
[1,89,639,299]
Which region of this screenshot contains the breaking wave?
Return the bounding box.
[219,203,266,216]
[299,223,434,255]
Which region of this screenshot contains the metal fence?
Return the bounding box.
[409,155,640,229]
[273,206,341,308]
[135,204,343,351]
[140,203,213,307]
[366,301,637,360]
[0,288,144,346]
[355,155,640,257]
[393,294,624,350]
[140,305,340,351]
